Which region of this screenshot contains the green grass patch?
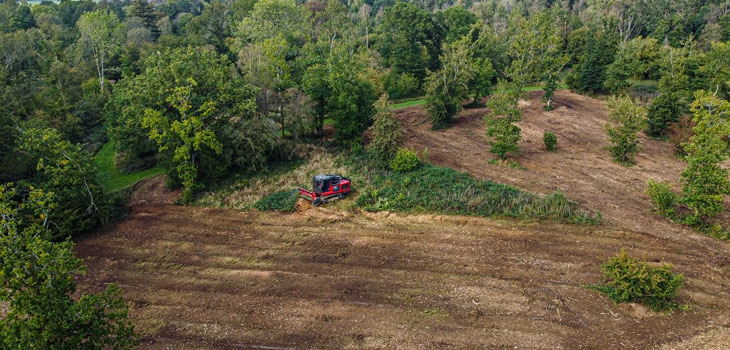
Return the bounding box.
[391,99,426,109]
[355,165,599,224]
[94,142,164,192]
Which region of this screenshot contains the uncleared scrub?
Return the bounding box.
[355,166,599,224]
[196,151,353,209]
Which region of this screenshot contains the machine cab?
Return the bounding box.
[312,174,350,195]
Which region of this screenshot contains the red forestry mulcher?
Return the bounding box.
[298,174,352,206]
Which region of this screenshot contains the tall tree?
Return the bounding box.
[374,1,442,86]
[605,95,646,165]
[680,91,730,225]
[646,44,695,138]
[425,38,473,130]
[143,79,223,204]
[106,47,266,181]
[325,47,376,144]
[17,127,106,240]
[77,9,124,93]
[0,185,137,349]
[367,94,402,167]
[506,12,568,107]
[485,82,522,159]
[567,27,617,93]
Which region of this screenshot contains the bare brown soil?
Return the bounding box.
[76,91,730,349]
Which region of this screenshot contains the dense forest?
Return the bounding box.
[1,0,730,347]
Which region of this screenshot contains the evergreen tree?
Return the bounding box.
[485,82,521,159]
[605,96,646,165]
[681,92,730,225]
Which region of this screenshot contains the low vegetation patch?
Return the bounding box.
[94,142,164,192]
[590,249,683,311]
[254,190,298,212]
[355,165,599,224]
[389,148,420,172]
[196,151,353,210]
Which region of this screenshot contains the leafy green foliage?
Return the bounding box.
[605,96,646,165]
[143,79,224,204]
[254,189,298,212]
[389,148,420,173]
[375,1,442,84]
[485,84,521,159]
[326,49,377,143]
[680,91,730,225]
[0,185,137,349]
[595,249,683,311]
[543,131,557,151]
[106,46,266,190]
[646,179,679,218]
[506,11,568,99]
[77,9,124,93]
[647,92,684,138]
[605,37,661,94]
[646,44,696,137]
[367,94,403,167]
[425,39,473,129]
[17,127,107,240]
[567,28,616,93]
[356,166,598,224]
[382,72,420,100]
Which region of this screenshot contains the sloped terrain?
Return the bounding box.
[75,91,730,349]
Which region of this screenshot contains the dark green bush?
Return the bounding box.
[254,190,297,212]
[595,249,683,311]
[646,179,678,218]
[543,131,557,151]
[389,148,420,172]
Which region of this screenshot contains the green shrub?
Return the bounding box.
[389,148,420,172]
[646,179,678,218]
[595,249,683,311]
[543,131,557,151]
[254,190,298,212]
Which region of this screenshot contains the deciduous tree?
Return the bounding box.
[77,9,124,93]
[425,39,473,130]
[0,185,137,349]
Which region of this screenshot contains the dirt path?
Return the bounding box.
[74,90,730,349]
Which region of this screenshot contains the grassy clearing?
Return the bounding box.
[204,148,598,224]
[94,142,164,192]
[197,151,354,210]
[391,99,426,109]
[355,165,599,224]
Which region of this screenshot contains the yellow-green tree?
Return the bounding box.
[143,79,223,204]
[0,185,137,349]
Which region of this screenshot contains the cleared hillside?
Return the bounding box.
[75,91,730,349]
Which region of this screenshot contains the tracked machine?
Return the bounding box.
[298,174,352,206]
